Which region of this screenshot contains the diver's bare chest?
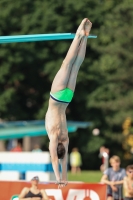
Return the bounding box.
[47,124,68,141]
[46,114,67,130]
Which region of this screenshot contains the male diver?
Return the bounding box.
[45,18,92,188]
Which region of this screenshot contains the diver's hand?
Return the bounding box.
[62,180,68,186]
[58,180,68,188]
[55,180,68,188]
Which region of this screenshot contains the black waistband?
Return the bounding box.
[50,95,69,104]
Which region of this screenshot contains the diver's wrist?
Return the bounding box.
[55,179,61,184]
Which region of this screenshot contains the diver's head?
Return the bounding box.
[57,142,66,159]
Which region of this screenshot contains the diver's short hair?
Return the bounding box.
[57,143,66,159]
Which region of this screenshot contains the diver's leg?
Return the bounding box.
[50,19,88,93]
[67,19,92,91]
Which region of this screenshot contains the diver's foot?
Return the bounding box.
[76,18,87,37]
[85,19,92,36]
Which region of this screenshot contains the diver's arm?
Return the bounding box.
[49,135,61,181]
[61,139,69,182]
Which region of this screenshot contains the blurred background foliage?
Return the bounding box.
[0,0,133,169]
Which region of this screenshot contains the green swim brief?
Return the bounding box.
[50,88,74,103]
